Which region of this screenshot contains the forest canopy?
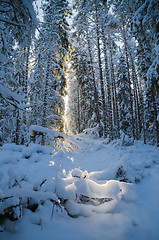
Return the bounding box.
[0,0,159,146]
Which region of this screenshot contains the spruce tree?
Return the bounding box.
[117,54,132,136]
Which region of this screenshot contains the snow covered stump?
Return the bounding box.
[55,168,136,218]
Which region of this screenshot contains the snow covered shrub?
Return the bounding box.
[0,164,60,232]
[83,126,100,139]
[120,131,134,146]
[115,166,128,182]
[0,196,22,230]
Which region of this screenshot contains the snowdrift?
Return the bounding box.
[56,168,136,217]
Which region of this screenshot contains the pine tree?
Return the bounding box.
[68,42,98,134]
[117,54,132,135]
[30,0,70,133]
[0,0,37,144]
[132,0,159,145]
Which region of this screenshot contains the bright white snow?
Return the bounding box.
[0,135,159,240]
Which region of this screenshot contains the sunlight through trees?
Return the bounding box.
[0,0,158,146]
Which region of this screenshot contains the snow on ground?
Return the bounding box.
[0,135,159,240]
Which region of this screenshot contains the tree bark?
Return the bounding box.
[101,28,113,141]
[77,85,81,133]
[42,54,50,128]
[15,110,20,145]
[107,29,120,138]
[129,6,158,145]
[121,19,135,139]
[87,34,100,125]
[22,45,29,145]
[95,5,107,138]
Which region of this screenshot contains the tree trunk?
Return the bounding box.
[137,34,158,145]
[42,54,50,128]
[95,5,107,138]
[77,85,81,133]
[87,34,100,125]
[22,45,29,145]
[101,28,113,141]
[121,19,135,139]
[127,43,142,138]
[107,29,120,138]
[129,6,158,145]
[15,110,20,145]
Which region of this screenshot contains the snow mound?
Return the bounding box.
[56,168,136,217]
[70,168,88,178]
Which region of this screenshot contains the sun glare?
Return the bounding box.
[64,94,70,134]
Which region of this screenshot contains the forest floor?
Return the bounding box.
[0,134,159,240]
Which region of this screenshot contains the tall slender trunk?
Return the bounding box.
[95,6,107,138]
[129,6,158,145]
[137,75,147,143]
[121,19,135,139]
[107,29,120,137]
[15,74,20,145]
[101,28,113,141]
[15,110,20,145]
[137,33,158,145]
[42,54,50,128]
[22,45,29,145]
[77,85,81,133]
[152,91,159,146]
[129,50,142,135]
[87,34,100,125]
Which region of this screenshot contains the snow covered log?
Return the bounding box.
[29,125,64,145]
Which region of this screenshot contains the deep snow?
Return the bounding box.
[0,134,159,240]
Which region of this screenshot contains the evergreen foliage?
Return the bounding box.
[0,0,158,146]
[117,54,131,135]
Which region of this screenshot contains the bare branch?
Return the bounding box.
[0,17,26,27]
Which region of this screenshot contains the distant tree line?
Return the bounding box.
[67,0,159,146]
[0,0,158,146]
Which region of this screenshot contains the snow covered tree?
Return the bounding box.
[30,0,70,134]
[132,0,159,145]
[68,40,98,134]
[0,0,37,144]
[73,0,109,137]
[117,54,132,135]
